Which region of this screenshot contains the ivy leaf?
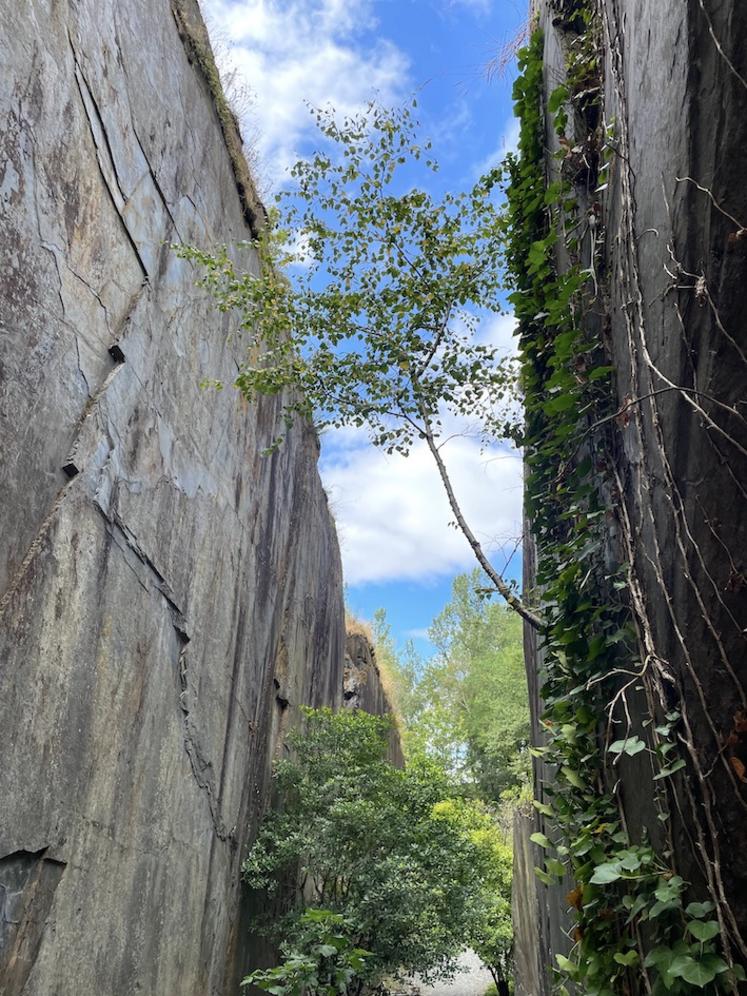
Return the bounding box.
[531,832,552,849]
[561,766,585,790]
[534,865,553,886]
[547,85,570,113]
[590,861,623,884]
[674,954,729,987]
[653,758,686,780]
[609,736,646,757]
[533,801,554,817]
[618,850,643,871]
[545,858,566,878]
[613,950,639,966]
[644,946,679,969]
[649,899,680,919]
[686,920,720,943]
[555,954,578,977]
[655,876,684,902]
[685,901,715,919]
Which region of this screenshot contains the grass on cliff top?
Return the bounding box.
[346,612,404,728]
[171,0,266,236]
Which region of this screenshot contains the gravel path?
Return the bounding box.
[410,950,492,996]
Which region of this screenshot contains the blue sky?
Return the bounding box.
[202,0,528,652]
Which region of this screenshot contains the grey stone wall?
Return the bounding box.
[511,809,544,996]
[518,0,747,988]
[0,2,345,993]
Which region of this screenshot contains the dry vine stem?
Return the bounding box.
[598,0,747,970]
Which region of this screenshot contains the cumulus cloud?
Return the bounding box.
[201,0,410,183]
[320,426,523,586]
[478,311,519,356]
[474,114,520,176]
[446,0,492,13]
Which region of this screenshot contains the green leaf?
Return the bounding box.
[561,766,585,790]
[644,946,676,969]
[686,920,720,943]
[685,901,715,919]
[608,736,646,757]
[555,954,578,977]
[545,858,566,878]
[675,954,728,987]
[533,801,554,817]
[653,758,686,780]
[547,85,570,113]
[590,862,623,884]
[613,950,639,966]
[655,875,684,902]
[534,866,553,886]
[649,899,680,919]
[531,832,552,849]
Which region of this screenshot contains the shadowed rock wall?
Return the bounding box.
[0,2,345,994]
[517,0,747,990]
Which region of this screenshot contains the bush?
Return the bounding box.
[241,909,370,996]
[244,708,506,987]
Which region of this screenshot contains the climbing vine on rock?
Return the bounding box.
[507,11,744,994]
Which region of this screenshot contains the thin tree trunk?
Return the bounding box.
[418,406,543,630]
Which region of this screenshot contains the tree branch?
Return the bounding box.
[416,399,543,631]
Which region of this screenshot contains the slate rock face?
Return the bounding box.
[516,0,747,989]
[0,2,345,993]
[343,630,404,766]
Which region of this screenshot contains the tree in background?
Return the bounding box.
[378,570,530,803]
[436,799,514,996]
[370,607,421,730]
[244,708,508,989]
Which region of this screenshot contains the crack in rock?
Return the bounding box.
[67,31,149,281]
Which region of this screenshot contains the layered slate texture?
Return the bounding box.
[0,2,345,993]
[517,0,747,991]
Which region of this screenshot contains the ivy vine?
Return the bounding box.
[506,12,743,995]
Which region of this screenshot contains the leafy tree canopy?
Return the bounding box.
[175,103,541,627]
[244,707,510,988]
[179,101,516,455]
[376,570,531,801]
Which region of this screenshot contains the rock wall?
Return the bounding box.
[343,630,404,766]
[518,0,747,989]
[0,2,346,994]
[511,809,543,996]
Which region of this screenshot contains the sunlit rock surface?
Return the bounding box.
[0,2,345,993]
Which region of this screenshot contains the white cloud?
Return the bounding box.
[320,426,523,586]
[446,0,492,12]
[201,0,410,184]
[478,312,518,356]
[474,114,520,175]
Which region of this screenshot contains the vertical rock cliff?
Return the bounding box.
[0,2,346,993]
[514,0,747,990]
